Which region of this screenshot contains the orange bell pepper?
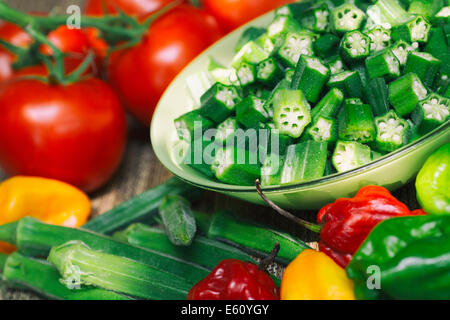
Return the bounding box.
[0,176,91,253]
[281,249,355,300]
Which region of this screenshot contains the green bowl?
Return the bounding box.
[151,11,450,210]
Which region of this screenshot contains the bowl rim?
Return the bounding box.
[151,10,450,194]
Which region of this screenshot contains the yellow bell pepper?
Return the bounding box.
[281,249,355,300]
[0,176,91,253]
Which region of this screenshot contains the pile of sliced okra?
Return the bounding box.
[174,0,450,186]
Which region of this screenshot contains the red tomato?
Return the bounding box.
[41,26,108,74]
[0,21,32,83]
[84,0,178,18]
[0,74,127,192]
[203,0,295,32]
[108,4,222,125]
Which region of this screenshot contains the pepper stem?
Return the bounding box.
[255,180,322,233]
[258,243,280,272]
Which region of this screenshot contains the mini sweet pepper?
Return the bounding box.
[281,249,355,300]
[0,176,91,253]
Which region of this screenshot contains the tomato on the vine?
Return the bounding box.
[84,0,178,18]
[0,21,32,83]
[0,71,127,192]
[203,0,295,32]
[108,4,222,125]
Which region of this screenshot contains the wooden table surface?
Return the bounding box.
[0,0,421,300]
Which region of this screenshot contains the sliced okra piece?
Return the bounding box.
[411,93,450,133]
[284,68,295,83]
[256,57,284,86]
[332,141,372,173]
[275,2,314,18]
[291,55,330,103]
[174,110,215,142]
[211,146,261,186]
[366,26,391,52]
[311,87,344,122]
[327,70,363,98]
[408,0,443,19]
[307,116,338,143]
[331,3,365,34]
[326,55,346,74]
[340,30,371,62]
[232,41,269,69]
[314,33,340,59]
[236,62,256,87]
[265,123,293,155]
[276,32,314,67]
[215,117,239,146]
[375,110,410,152]
[404,52,442,88]
[374,110,410,152]
[261,153,285,187]
[280,141,328,185]
[200,83,241,123]
[425,27,450,76]
[255,33,277,55]
[235,27,266,53]
[391,15,432,43]
[267,15,303,40]
[236,96,269,129]
[272,89,312,139]
[391,40,417,66]
[183,135,216,178]
[389,73,428,116]
[300,3,330,33]
[433,6,450,26]
[365,48,400,79]
[366,0,411,28]
[363,78,390,117]
[338,101,376,143]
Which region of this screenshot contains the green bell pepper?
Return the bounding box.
[415,144,450,215]
[346,214,450,300]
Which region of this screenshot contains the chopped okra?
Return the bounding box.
[272,89,312,139]
[277,32,314,67]
[256,58,284,86]
[338,101,376,143]
[404,51,441,87]
[174,110,215,142]
[200,83,241,123]
[375,110,410,152]
[236,96,269,129]
[300,3,330,33]
[292,55,330,103]
[331,3,366,34]
[332,141,372,173]
[391,40,417,66]
[215,117,240,146]
[232,41,269,69]
[307,116,338,143]
[412,93,450,133]
[280,141,328,185]
[340,30,371,62]
[174,0,450,187]
[236,62,256,87]
[267,15,302,40]
[391,15,432,43]
[365,48,400,79]
[366,26,391,52]
[327,70,364,98]
[389,73,428,116]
